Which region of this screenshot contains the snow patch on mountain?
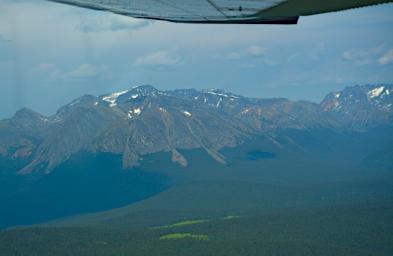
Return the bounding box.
[182,110,192,117]
[103,90,129,107]
[128,108,142,118]
[203,89,240,99]
[368,86,385,98]
[216,98,223,108]
[241,108,250,115]
[159,107,167,113]
[134,108,142,115]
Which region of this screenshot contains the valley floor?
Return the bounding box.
[1,133,393,255]
[1,199,392,256]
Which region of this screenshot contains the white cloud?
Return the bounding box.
[378,48,393,65]
[225,52,242,60]
[69,64,109,78]
[133,50,182,70]
[225,45,266,60]
[310,42,326,60]
[239,63,256,69]
[76,14,152,33]
[32,63,109,80]
[222,45,274,68]
[342,46,384,66]
[287,53,300,63]
[33,62,56,72]
[245,46,265,57]
[31,62,65,80]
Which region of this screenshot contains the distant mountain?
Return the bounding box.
[1,84,392,174]
[0,108,48,163]
[321,85,393,129]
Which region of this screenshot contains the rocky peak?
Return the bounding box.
[130,85,160,96]
[201,88,241,99]
[321,84,393,112]
[98,85,164,109]
[10,108,48,129]
[320,84,393,130]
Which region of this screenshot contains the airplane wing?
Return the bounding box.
[46,0,393,24]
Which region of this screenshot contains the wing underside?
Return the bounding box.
[47,0,392,24]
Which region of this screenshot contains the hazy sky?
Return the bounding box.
[0,0,393,118]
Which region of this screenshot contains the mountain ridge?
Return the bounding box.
[1,84,392,174]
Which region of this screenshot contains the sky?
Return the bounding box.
[0,0,393,118]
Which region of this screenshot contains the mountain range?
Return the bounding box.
[1,83,393,254]
[1,84,392,175]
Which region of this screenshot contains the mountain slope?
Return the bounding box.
[1,84,392,174]
[321,84,393,129]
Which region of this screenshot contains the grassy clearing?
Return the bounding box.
[223,215,242,220]
[153,215,244,230]
[155,219,208,229]
[159,233,209,241]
